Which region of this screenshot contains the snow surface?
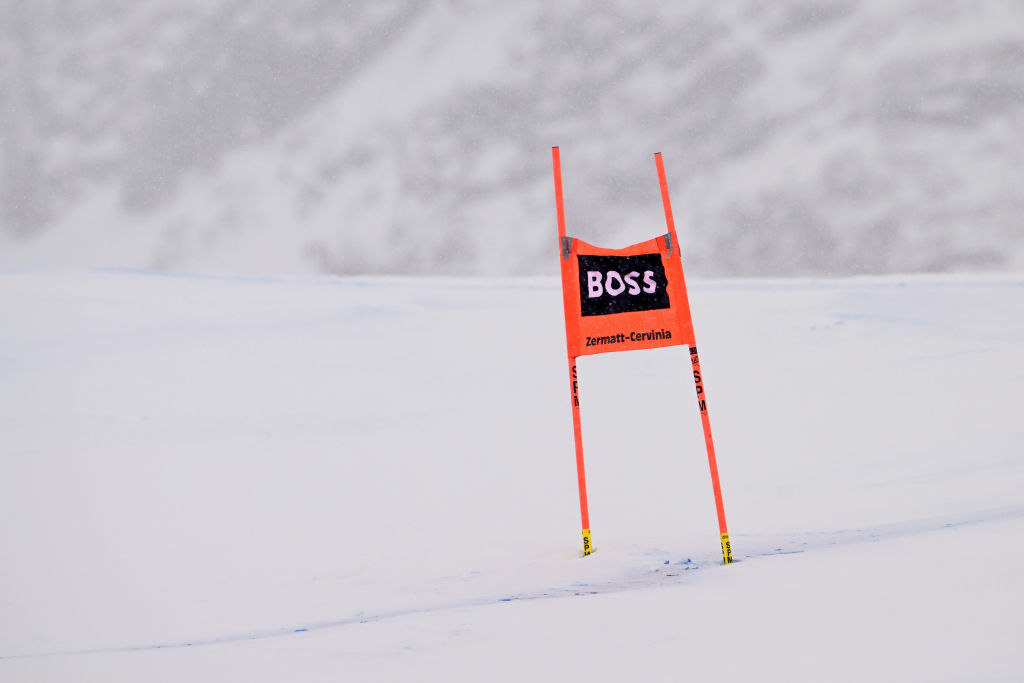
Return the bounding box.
[1,270,1023,681]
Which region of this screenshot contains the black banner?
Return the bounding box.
[577,253,670,317]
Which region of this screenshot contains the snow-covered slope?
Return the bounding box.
[1,271,1022,681]
[3,1,1023,277]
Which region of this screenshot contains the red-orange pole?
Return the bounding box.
[689,347,731,563]
[654,153,732,564]
[553,147,567,243]
[568,358,592,555]
[654,153,680,249]
[553,146,593,556]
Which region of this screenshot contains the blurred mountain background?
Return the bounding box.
[1,0,1022,277]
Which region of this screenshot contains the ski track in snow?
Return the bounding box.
[5,504,1021,662]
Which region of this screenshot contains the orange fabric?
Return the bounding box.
[559,235,695,358]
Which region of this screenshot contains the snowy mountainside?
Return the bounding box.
[2,1,1023,276]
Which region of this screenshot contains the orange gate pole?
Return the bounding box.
[654,153,733,564]
[568,358,592,556]
[553,146,593,556]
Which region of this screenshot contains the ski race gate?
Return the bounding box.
[552,147,732,565]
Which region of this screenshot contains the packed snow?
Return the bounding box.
[2,270,1022,681]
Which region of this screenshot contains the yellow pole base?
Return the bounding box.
[721,533,733,564]
[582,529,593,556]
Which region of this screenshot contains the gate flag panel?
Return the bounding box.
[560,235,694,357]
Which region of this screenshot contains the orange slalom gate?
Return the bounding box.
[552,147,732,564]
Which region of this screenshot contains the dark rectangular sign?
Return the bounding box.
[577,253,670,317]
